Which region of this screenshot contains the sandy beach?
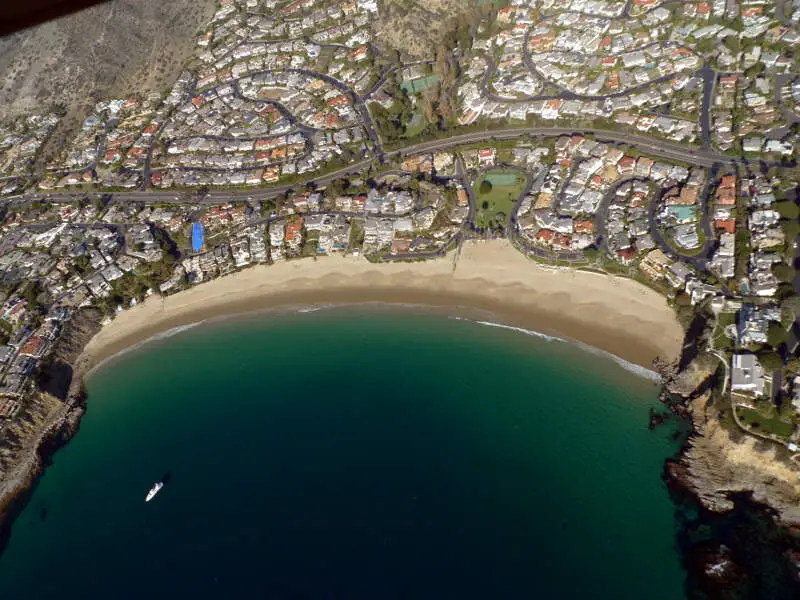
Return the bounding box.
[82,240,683,372]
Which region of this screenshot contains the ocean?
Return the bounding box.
[0,307,686,599]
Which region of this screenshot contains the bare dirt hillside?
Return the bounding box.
[0,0,218,161]
[376,0,476,59]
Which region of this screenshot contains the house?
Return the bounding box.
[736,304,780,346]
[764,140,794,156]
[19,336,46,358]
[541,99,562,120]
[391,238,411,255]
[533,228,555,246]
[715,219,736,234]
[731,354,766,396]
[742,137,763,153]
[617,247,636,264]
[639,249,672,280]
[285,216,303,252]
[477,148,496,168]
[665,261,691,288]
[634,157,654,178]
[617,156,635,175]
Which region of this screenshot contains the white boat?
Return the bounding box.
[145,481,164,503]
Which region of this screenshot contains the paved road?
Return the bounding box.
[593,176,644,255]
[15,126,794,210]
[698,65,715,150]
[517,30,696,102]
[284,68,385,160]
[390,126,783,169]
[647,183,715,272]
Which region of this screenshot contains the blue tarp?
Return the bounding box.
[192,222,204,253]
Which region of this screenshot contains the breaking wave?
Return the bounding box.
[450,317,660,381]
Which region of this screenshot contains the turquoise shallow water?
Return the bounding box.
[0,308,685,599]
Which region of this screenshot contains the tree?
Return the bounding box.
[479,180,493,194]
[758,350,784,370]
[781,296,800,322]
[371,103,402,140]
[767,322,789,348]
[93,195,108,212]
[326,178,348,197]
[153,226,178,262]
[772,262,796,283]
[21,281,42,312]
[261,198,276,216]
[421,91,436,124]
[744,62,765,78]
[775,200,799,220]
[782,219,800,239]
[723,36,741,54]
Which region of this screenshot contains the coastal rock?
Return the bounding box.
[648,407,670,431]
[663,354,716,399]
[37,309,102,401]
[699,544,739,580]
[680,395,800,525]
[0,310,99,538]
[689,543,750,598]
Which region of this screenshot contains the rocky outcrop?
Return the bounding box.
[659,345,800,526]
[37,309,102,401]
[0,310,101,551]
[681,395,800,525]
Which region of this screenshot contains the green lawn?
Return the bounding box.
[402,112,427,138]
[711,311,737,351]
[736,406,795,439]
[473,169,526,228]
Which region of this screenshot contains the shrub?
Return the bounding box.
[767,322,789,348]
[775,200,799,220]
[772,263,795,283]
[758,350,784,370]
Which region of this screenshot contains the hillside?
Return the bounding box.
[376,0,476,59]
[0,0,218,162]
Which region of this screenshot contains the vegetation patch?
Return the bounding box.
[400,75,440,95]
[473,169,526,228]
[736,405,795,439]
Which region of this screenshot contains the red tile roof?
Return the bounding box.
[715,219,736,234]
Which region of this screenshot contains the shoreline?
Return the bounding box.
[3,241,799,592]
[86,303,664,384]
[81,240,683,375]
[1,239,682,554]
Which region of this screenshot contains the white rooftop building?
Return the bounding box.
[731,354,766,396]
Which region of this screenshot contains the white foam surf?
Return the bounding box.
[472,319,566,343]
[450,316,660,381]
